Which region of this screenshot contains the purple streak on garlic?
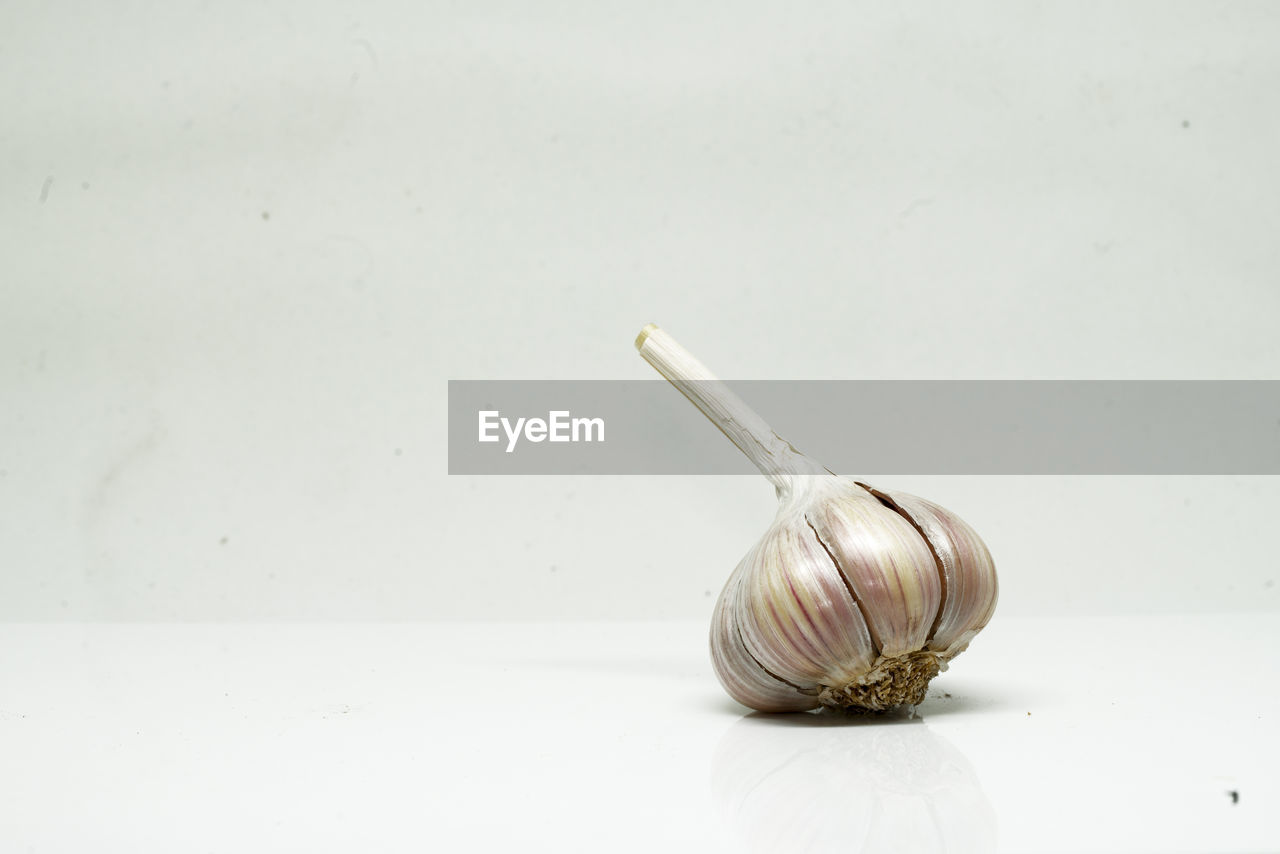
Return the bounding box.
[636,324,999,713]
[861,486,999,660]
[710,552,819,713]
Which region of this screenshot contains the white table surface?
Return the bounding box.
[2,615,1276,852]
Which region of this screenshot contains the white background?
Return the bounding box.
[5,5,1280,853]
[3,616,1276,852]
[4,2,1279,619]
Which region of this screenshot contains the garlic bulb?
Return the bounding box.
[636,324,998,712]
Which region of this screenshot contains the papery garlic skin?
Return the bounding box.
[863,485,999,660]
[638,324,998,712]
[715,475,995,712]
[710,552,819,713]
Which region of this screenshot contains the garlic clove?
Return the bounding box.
[733,505,879,689]
[711,552,821,712]
[805,482,942,660]
[859,484,999,659]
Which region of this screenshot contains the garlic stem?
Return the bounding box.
[635,324,828,494]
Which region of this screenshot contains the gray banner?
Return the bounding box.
[448,381,1280,474]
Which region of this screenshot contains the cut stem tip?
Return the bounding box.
[635,323,660,351]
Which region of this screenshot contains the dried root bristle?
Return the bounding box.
[817,650,945,712]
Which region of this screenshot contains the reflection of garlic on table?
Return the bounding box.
[711,715,996,854]
[636,325,998,712]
